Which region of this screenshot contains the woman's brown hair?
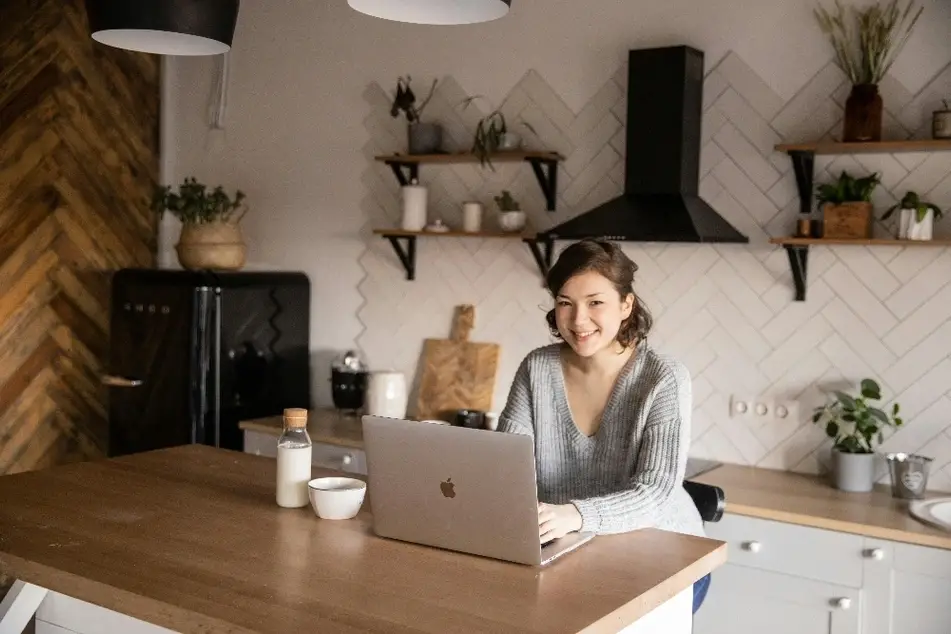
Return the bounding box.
[544,239,652,348]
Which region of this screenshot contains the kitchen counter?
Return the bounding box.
[693,463,951,550]
[0,445,726,634]
[240,408,364,448]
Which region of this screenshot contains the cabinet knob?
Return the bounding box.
[864,548,884,560]
[741,540,762,553]
[341,454,353,466]
[835,597,851,610]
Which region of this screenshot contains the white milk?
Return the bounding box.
[276,445,311,508]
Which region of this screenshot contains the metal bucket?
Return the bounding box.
[885,453,933,499]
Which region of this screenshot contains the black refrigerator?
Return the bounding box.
[106,269,311,456]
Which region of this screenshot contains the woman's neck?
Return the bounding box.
[562,340,636,377]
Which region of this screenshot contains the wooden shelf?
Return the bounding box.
[374,151,563,211]
[372,228,554,281]
[770,237,951,247]
[775,139,951,155]
[374,151,564,164]
[769,236,951,302]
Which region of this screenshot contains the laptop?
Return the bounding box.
[361,415,595,566]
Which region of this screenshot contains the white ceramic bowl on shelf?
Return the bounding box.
[498,211,526,232]
[307,477,367,520]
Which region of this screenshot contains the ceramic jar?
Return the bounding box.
[364,370,408,419]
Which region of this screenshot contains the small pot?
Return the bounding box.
[832,449,876,492]
[933,109,951,139]
[176,220,247,271]
[408,122,443,155]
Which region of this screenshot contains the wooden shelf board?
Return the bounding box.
[373,228,534,239]
[775,139,951,155]
[770,237,951,247]
[373,151,564,164]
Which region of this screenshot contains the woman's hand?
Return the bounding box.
[538,502,582,543]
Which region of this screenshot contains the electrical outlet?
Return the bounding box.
[730,395,800,422]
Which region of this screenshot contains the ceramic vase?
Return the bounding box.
[832,449,876,492]
[842,84,883,143]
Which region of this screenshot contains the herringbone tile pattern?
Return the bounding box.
[358,53,951,486]
[0,0,159,474]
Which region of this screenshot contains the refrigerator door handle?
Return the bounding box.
[101,375,143,387]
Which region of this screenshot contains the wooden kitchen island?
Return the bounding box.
[0,445,726,634]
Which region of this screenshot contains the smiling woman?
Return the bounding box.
[497,238,705,539]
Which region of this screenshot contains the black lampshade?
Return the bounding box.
[348,0,511,25]
[83,0,240,56]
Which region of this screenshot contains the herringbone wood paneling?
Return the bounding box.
[0,0,159,474]
[359,54,951,486]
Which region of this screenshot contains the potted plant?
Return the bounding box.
[460,96,537,169]
[814,0,922,142]
[812,378,903,492]
[883,191,943,240]
[390,75,441,155]
[151,177,248,271]
[932,99,951,139]
[815,170,880,238]
[494,190,526,232]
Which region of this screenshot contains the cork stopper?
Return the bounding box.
[283,408,308,428]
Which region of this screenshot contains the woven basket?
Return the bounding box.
[176,220,247,271]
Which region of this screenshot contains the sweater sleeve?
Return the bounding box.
[496,355,535,438]
[570,362,691,534]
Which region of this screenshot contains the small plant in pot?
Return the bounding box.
[882,190,943,241]
[812,378,903,492]
[151,177,248,271]
[460,96,537,169]
[494,190,526,232]
[814,0,922,142]
[390,75,441,155]
[815,170,880,239]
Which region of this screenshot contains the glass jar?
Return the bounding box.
[276,408,312,508]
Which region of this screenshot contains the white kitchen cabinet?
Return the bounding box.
[694,512,951,634]
[243,430,367,475]
[693,562,860,634]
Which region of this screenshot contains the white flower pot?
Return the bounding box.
[906,209,934,241]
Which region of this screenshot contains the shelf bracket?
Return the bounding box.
[523,236,555,280]
[783,245,809,301]
[380,234,416,280]
[526,157,559,211]
[788,150,815,217]
[383,161,420,187]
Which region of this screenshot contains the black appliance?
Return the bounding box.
[330,350,368,412]
[106,269,310,456]
[540,45,749,244]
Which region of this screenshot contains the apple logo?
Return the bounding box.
[440,477,456,498]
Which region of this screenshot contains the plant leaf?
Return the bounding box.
[834,391,856,409]
[860,378,881,399]
[826,421,839,438]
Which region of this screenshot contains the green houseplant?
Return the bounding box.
[814,0,923,141]
[814,170,880,238]
[390,75,441,155]
[494,190,526,232]
[460,96,537,169]
[812,378,903,491]
[151,177,248,271]
[882,191,943,240]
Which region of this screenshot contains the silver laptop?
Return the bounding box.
[361,415,594,566]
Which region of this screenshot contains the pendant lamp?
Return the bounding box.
[83,0,240,56]
[348,0,511,25]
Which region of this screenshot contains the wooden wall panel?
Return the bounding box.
[0,0,159,474]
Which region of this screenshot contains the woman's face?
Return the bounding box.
[554,270,634,357]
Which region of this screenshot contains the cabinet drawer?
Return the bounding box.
[705,513,864,588]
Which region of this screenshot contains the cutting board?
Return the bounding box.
[414,304,500,421]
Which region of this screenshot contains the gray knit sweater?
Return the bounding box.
[498,342,705,537]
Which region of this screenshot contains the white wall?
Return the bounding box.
[167,0,951,484]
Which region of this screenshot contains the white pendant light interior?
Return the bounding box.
[90,29,231,56]
[347,0,510,25]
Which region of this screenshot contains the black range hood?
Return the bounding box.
[540,45,748,244]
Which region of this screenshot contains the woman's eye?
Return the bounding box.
[589,300,603,306]
[557,300,570,307]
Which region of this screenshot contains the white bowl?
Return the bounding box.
[307,477,367,520]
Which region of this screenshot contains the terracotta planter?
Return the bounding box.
[843,84,883,142]
[176,220,247,271]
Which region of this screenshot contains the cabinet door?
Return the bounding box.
[863,537,951,634]
[693,563,860,634]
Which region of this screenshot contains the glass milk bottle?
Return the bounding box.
[276,408,312,508]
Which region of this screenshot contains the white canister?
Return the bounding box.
[462,201,483,233]
[401,180,428,232]
[365,370,408,419]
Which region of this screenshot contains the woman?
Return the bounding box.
[498,238,710,611]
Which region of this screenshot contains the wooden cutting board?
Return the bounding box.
[414,304,500,421]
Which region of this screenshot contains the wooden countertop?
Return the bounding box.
[0,445,726,634]
[693,463,951,550]
[240,409,364,449]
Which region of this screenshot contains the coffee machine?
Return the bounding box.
[331,350,367,413]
